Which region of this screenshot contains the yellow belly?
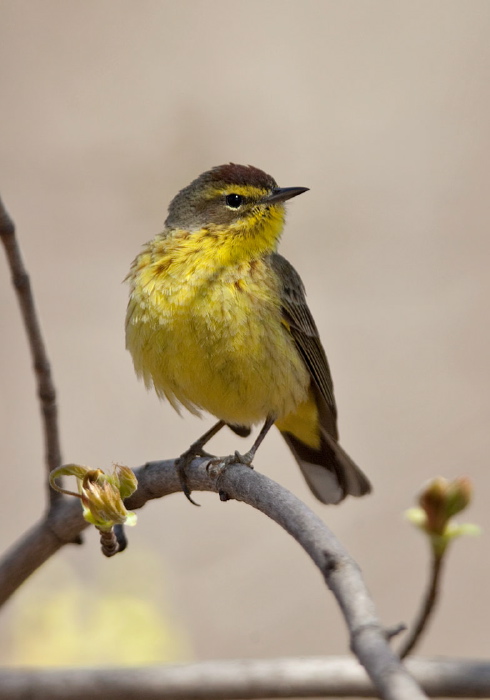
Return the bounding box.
[126,248,310,427]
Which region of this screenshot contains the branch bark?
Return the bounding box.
[0,195,426,697]
[0,656,488,699]
[0,458,427,699]
[399,553,444,658]
[0,195,62,506]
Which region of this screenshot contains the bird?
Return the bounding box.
[125,164,371,505]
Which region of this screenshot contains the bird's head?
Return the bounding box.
[165,164,308,255]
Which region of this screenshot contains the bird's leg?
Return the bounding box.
[176,420,226,506]
[234,415,276,465]
[207,416,276,500]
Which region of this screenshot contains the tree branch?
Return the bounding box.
[0,196,426,696]
[0,656,489,699]
[399,553,444,658]
[0,458,427,699]
[0,498,85,607]
[0,195,62,506]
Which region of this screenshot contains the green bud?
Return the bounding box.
[49,463,138,530]
[407,476,479,558]
[113,464,138,500]
[445,477,472,519]
[419,477,451,535]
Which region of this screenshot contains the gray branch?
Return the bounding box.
[0,195,63,506]
[1,656,489,699]
[0,458,427,699]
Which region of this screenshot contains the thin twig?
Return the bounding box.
[0,196,62,506]
[99,528,121,558]
[1,656,489,699]
[0,458,427,699]
[399,553,444,659]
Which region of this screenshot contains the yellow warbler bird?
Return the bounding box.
[125,164,371,504]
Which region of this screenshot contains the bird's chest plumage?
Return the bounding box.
[126,250,309,425]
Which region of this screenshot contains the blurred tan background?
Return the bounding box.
[1,0,490,671]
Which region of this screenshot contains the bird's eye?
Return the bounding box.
[225,193,244,209]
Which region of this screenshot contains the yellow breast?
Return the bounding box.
[125,230,310,426]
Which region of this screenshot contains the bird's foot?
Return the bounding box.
[176,443,214,507]
[206,450,255,474]
[206,451,255,501]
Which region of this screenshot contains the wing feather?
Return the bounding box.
[270,253,371,503]
[269,253,337,432]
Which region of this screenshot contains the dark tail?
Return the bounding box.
[280,428,371,504]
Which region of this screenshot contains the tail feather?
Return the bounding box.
[280,428,371,505]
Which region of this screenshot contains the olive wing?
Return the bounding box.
[269,253,338,435]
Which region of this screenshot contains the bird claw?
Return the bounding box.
[177,434,257,505]
[176,448,210,507]
[233,450,255,468]
[205,451,255,478]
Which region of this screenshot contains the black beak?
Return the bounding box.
[263,186,309,204]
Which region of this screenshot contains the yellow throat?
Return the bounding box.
[126,164,310,426]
